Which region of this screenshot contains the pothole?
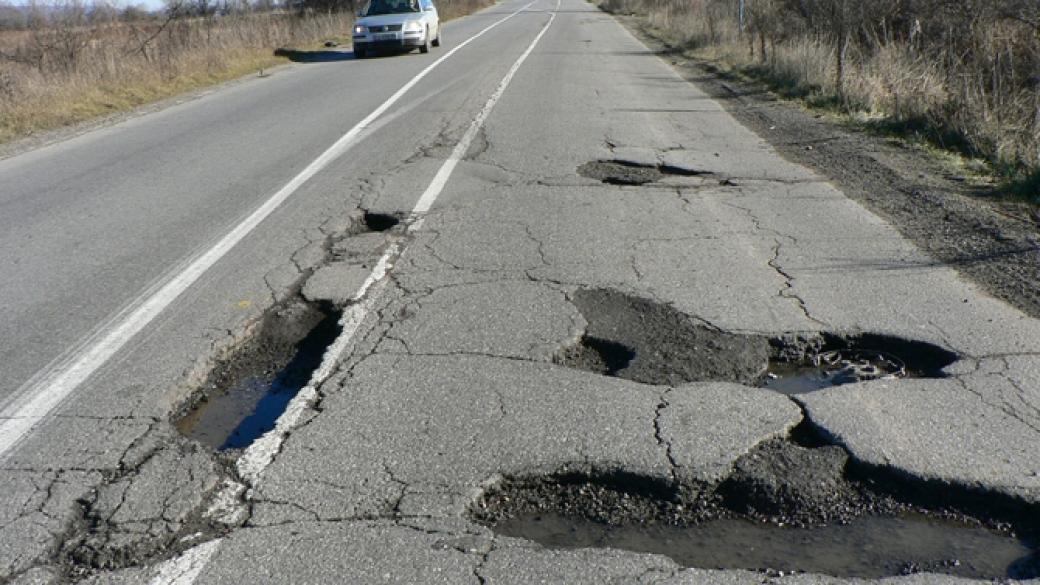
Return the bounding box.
[555,289,771,386]
[577,160,706,185]
[174,299,342,451]
[362,211,402,232]
[762,333,958,395]
[472,441,1040,580]
[556,289,957,392]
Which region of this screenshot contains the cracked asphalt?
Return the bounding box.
[2,0,1040,582]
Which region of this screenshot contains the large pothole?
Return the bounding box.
[555,289,958,391]
[173,208,401,451]
[174,299,341,451]
[472,440,1040,579]
[577,160,707,185]
[556,289,771,386]
[361,211,402,232]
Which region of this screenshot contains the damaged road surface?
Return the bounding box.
[3,0,1040,583]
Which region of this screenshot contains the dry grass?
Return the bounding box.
[603,0,1040,198]
[0,0,491,144]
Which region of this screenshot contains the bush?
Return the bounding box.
[604,0,1040,193]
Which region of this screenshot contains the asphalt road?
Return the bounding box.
[2,0,1040,582]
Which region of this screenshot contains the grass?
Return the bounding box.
[602,0,1040,204]
[0,48,286,143]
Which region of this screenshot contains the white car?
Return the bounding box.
[352,0,440,58]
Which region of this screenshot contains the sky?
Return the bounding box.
[6,0,184,13]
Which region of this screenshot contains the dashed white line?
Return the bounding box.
[0,0,536,462]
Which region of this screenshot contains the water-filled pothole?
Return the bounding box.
[556,289,958,392]
[762,334,958,395]
[577,160,707,185]
[492,513,1034,579]
[472,441,1040,579]
[175,300,342,450]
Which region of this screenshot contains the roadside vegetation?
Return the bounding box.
[601,0,1040,200]
[0,0,489,144]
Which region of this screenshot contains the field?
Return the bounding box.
[0,0,490,144]
[601,0,1040,197]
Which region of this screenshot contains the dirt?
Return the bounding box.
[613,14,1040,320]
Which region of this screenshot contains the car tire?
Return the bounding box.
[432,29,440,47]
[355,47,366,59]
[419,28,430,53]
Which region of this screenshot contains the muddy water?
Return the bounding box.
[177,371,303,450]
[494,512,1038,579]
[761,343,951,394]
[762,350,903,394]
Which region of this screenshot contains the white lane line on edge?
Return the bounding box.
[151,2,560,582]
[0,0,536,461]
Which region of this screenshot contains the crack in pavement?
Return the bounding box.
[768,238,829,328]
[653,389,679,483]
[471,537,495,585]
[953,372,1040,436]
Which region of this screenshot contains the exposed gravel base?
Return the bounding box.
[472,440,908,530]
[555,288,771,386]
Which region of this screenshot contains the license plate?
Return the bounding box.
[374,33,396,41]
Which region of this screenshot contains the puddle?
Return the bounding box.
[474,441,1040,580]
[762,334,957,395]
[175,301,342,450]
[577,160,707,185]
[557,289,957,393]
[492,512,1037,579]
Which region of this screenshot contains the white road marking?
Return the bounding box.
[236,246,396,484]
[409,0,557,231]
[160,2,560,581]
[147,539,222,585]
[0,0,536,461]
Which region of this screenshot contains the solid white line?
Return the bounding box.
[0,0,536,461]
[158,3,560,582]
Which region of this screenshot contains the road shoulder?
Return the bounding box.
[610,11,1040,320]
